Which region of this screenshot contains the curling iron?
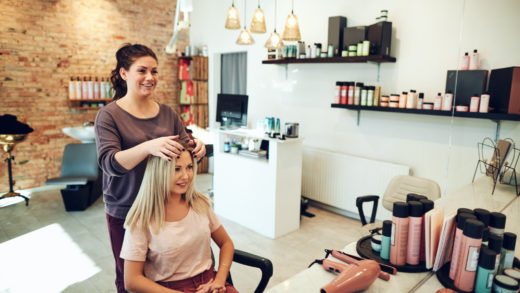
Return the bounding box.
[309,258,381,293]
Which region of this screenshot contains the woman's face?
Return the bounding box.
[170,151,194,196]
[120,55,158,98]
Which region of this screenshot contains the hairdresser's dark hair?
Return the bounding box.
[110,43,158,100]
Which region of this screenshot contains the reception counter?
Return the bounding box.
[213,129,303,239]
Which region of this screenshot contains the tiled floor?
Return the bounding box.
[0,174,363,293]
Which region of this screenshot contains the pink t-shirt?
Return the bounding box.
[120,206,222,282]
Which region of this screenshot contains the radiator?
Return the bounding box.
[302,147,410,221]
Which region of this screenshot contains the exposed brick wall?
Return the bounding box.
[0,0,189,191]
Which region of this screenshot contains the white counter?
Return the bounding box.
[213,129,303,239]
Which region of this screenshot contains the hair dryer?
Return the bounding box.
[324,249,395,280]
[309,258,381,293]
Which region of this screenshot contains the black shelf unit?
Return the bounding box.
[262,55,396,65]
[331,104,520,141]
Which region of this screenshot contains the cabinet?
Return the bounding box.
[213,129,303,239]
[178,56,209,128]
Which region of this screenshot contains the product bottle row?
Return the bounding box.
[68,76,114,100]
[334,81,491,113]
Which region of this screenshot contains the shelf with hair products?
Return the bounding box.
[331,104,520,142]
[261,55,396,65]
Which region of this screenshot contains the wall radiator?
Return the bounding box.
[302,147,410,221]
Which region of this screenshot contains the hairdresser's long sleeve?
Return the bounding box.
[94,102,189,219]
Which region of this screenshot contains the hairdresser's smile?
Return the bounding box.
[122,55,158,98]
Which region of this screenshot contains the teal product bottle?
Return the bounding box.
[380,220,392,260]
[474,247,496,293]
[498,232,516,274]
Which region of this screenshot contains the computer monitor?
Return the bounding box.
[216,93,248,127]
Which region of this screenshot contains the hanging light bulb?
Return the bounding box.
[250,0,266,33]
[225,0,241,30]
[264,0,283,48]
[282,0,301,41]
[236,0,254,45]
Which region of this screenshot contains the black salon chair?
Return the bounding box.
[227,249,273,293]
[46,143,102,211]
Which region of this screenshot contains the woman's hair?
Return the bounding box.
[110,43,158,100]
[124,140,210,234]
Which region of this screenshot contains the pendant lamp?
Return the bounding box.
[264,0,284,49]
[282,0,301,41]
[225,0,241,30]
[236,0,254,45]
[250,0,266,33]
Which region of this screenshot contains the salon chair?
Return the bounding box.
[356,175,441,231]
[46,143,102,211]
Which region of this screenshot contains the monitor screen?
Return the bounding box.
[216,94,248,127]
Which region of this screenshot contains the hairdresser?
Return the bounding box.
[94,43,206,293]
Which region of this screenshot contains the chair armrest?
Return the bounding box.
[356,195,379,226]
[233,249,273,293]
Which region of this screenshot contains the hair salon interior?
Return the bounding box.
[2,0,520,292]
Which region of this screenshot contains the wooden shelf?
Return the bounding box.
[262,55,396,65]
[69,99,111,102]
[331,104,520,121]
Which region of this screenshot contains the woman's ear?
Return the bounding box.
[119,67,127,81]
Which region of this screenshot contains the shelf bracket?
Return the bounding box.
[285,64,288,80]
[377,63,381,82]
[356,109,361,126]
[492,119,501,142]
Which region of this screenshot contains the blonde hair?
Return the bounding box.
[124,142,211,234]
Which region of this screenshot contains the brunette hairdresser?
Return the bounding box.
[95,43,206,293]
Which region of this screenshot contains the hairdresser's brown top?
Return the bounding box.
[95,101,189,219]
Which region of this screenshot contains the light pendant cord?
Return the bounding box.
[274,0,277,31]
[291,0,294,14]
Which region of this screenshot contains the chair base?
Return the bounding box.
[61,185,91,211]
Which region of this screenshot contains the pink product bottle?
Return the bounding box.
[94,77,100,99]
[433,92,443,110]
[449,213,477,280]
[82,76,88,99]
[399,92,408,109]
[442,91,453,111]
[453,219,484,292]
[390,202,409,266]
[469,94,480,112]
[406,201,423,265]
[347,82,355,105]
[419,199,434,262]
[461,52,470,70]
[469,49,480,70]
[479,92,490,113]
[340,83,348,104]
[487,234,503,274]
[68,76,75,99]
[406,90,417,109]
[334,82,341,104]
[75,76,82,99]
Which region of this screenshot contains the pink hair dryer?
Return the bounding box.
[309,258,381,293]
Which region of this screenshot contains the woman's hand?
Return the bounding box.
[145,135,184,161]
[195,278,226,293]
[189,138,206,159]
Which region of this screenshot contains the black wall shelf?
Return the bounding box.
[331,104,520,141]
[331,104,520,121]
[262,55,396,65]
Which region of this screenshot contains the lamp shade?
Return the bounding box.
[225,5,241,29]
[282,13,301,41]
[236,29,255,45]
[264,30,284,48]
[250,8,266,33]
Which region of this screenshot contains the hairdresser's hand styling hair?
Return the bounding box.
[95,43,207,293]
[121,141,236,293]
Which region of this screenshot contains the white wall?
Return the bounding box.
[190,0,520,195]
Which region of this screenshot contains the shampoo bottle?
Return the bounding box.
[82,76,88,99]
[469,49,480,70]
[489,212,506,237]
[406,201,423,265]
[499,232,517,274]
[381,220,392,260]
[75,76,82,99]
[68,76,75,99]
[434,92,443,110]
[449,213,477,279]
[453,219,484,292]
[94,77,100,99]
[100,77,106,99]
[474,247,496,293]
[390,202,409,266]
[487,233,503,275]
[419,199,434,262]
[461,52,470,70]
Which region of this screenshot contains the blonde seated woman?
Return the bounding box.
[121,141,238,293]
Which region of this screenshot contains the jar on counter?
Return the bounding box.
[389,101,399,108]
